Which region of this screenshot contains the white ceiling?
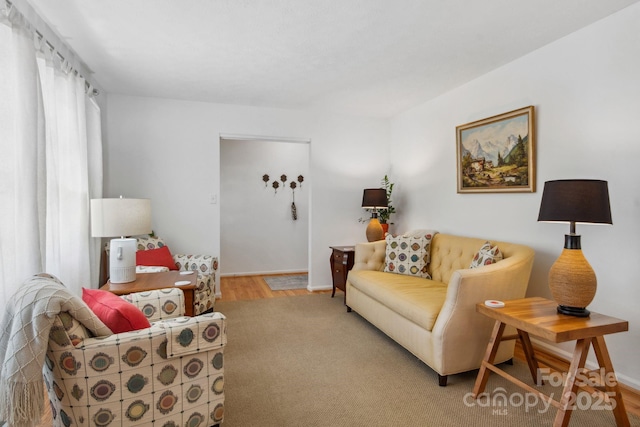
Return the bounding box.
[26,0,639,118]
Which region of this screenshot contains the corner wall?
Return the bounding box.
[104,96,389,294]
[389,3,640,387]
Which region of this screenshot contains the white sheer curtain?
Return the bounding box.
[0,9,46,311]
[0,3,103,320]
[86,97,104,288]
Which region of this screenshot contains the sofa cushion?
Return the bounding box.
[348,270,447,331]
[469,241,503,268]
[384,232,436,279]
[136,265,170,273]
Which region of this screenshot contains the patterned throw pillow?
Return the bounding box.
[469,241,503,268]
[384,232,436,279]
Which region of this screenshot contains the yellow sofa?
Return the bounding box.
[346,233,535,386]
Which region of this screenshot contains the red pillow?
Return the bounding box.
[136,246,177,270]
[82,288,151,334]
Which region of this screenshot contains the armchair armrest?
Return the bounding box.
[155,312,227,357]
[173,254,218,315]
[120,288,185,322]
[173,254,218,275]
[351,241,386,272]
[71,313,226,357]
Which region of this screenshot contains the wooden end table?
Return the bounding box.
[329,246,355,303]
[101,271,197,316]
[472,297,629,427]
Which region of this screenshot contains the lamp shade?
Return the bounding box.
[362,188,388,209]
[91,198,152,237]
[537,180,612,225]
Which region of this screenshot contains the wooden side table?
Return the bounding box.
[329,246,355,303]
[473,297,629,427]
[101,271,197,316]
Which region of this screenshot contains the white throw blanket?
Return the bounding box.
[0,274,112,427]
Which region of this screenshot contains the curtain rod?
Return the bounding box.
[5,0,100,96]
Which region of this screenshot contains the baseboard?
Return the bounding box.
[220,270,308,277]
[308,285,332,292]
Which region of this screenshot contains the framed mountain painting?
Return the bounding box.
[456,106,535,193]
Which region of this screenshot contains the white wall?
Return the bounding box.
[220,139,309,275]
[104,96,389,295]
[103,2,640,388]
[389,3,640,387]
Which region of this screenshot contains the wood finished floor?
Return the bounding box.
[220,272,329,301]
[36,273,639,425]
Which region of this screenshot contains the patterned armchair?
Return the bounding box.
[136,234,218,315]
[43,287,226,427]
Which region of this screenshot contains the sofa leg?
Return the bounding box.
[438,374,448,387]
[346,305,352,312]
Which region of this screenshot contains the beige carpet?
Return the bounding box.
[215,294,640,427]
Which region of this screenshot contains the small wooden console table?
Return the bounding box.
[101,271,197,316]
[329,246,355,303]
[473,297,629,427]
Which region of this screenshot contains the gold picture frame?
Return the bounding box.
[456,106,535,193]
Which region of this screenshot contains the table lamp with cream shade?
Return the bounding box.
[362,188,388,242]
[537,179,612,317]
[91,197,152,283]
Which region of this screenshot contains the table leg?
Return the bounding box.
[592,335,630,427]
[184,289,194,317]
[472,320,506,398]
[517,329,542,385]
[553,338,592,427]
[330,252,336,298]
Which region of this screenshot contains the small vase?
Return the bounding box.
[381,223,389,236]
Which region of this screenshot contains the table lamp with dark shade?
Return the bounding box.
[537,179,612,317]
[362,188,388,242]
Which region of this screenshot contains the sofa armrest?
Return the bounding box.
[351,241,386,272]
[431,250,534,372]
[173,254,218,276]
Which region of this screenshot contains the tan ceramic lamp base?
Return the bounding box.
[366,217,384,242]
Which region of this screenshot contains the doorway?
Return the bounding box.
[219,136,310,278]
